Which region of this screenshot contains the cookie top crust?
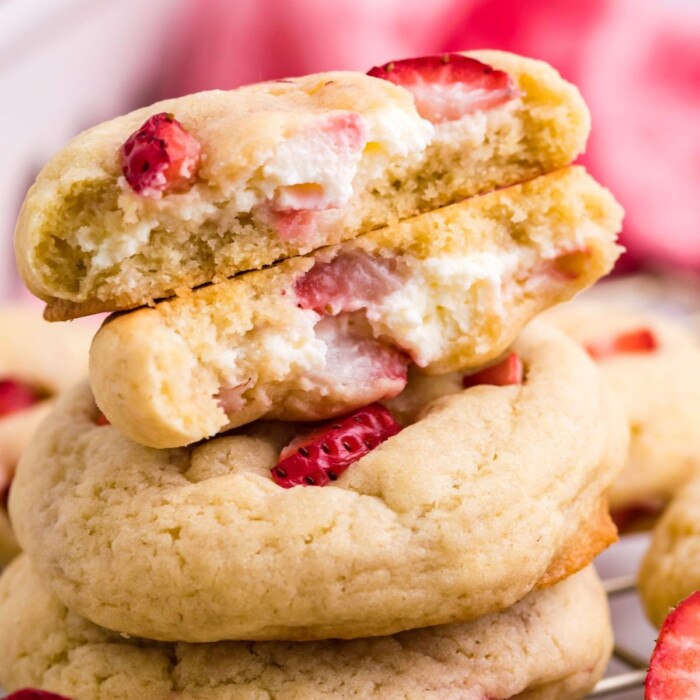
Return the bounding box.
[545,302,700,512]
[10,321,627,642]
[15,50,590,319]
[0,557,611,700]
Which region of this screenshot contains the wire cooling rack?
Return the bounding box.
[587,532,656,699]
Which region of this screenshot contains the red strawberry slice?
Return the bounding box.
[645,590,700,699]
[272,404,401,488]
[295,251,401,315]
[0,378,42,418]
[367,54,517,123]
[5,691,73,700]
[463,352,524,388]
[585,328,658,360]
[121,112,201,197]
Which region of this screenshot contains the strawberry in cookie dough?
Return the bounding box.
[120,113,202,197]
[0,307,91,566]
[15,50,591,320]
[367,53,518,122]
[88,167,622,449]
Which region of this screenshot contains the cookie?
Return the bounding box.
[638,477,700,628]
[0,556,611,700]
[11,321,627,642]
[0,306,91,565]
[89,166,622,449]
[544,302,700,523]
[16,50,590,320]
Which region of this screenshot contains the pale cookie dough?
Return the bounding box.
[16,50,590,320]
[0,557,611,700]
[639,477,700,627]
[0,305,92,565]
[89,166,622,449]
[11,321,627,642]
[545,302,700,519]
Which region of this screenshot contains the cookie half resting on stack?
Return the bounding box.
[0,558,612,700]
[4,49,626,700]
[0,306,91,566]
[17,50,591,320]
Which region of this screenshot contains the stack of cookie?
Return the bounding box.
[1,51,629,699]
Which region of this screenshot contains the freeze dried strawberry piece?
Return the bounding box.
[95,411,110,426]
[5,690,73,700]
[121,112,201,197]
[0,378,42,418]
[272,404,401,488]
[368,54,517,123]
[463,352,524,388]
[585,328,658,360]
[645,590,700,699]
[295,252,401,315]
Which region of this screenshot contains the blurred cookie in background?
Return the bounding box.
[545,295,700,531]
[0,305,93,565]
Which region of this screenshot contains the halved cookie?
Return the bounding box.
[0,558,611,700]
[16,50,590,320]
[10,321,627,642]
[0,306,91,566]
[89,166,622,449]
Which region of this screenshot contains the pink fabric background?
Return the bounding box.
[161,0,700,273]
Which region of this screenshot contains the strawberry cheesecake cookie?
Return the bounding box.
[0,306,91,565]
[0,559,611,700]
[638,477,700,628]
[544,302,700,527]
[16,50,590,321]
[89,166,622,449]
[10,321,627,642]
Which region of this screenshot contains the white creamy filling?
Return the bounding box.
[432,98,520,147]
[361,107,434,180]
[261,117,368,210]
[366,251,524,366]
[219,308,326,388]
[74,216,157,274]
